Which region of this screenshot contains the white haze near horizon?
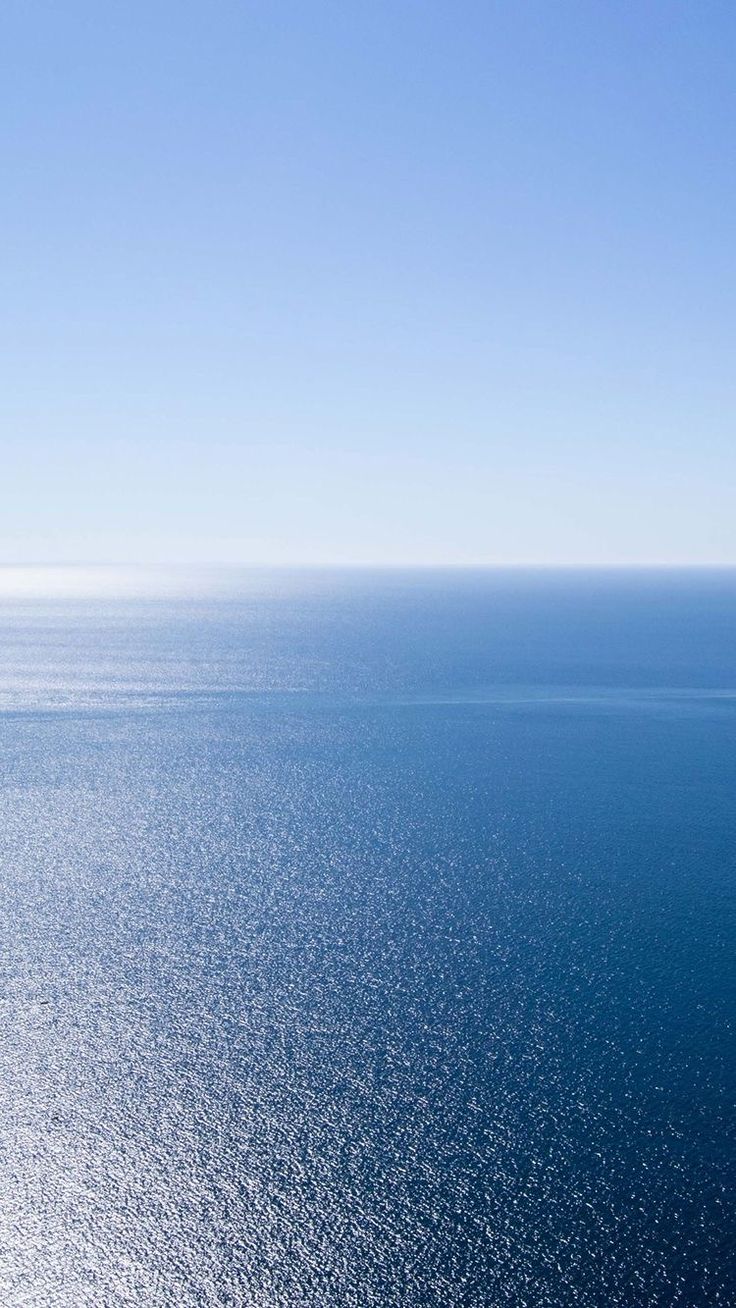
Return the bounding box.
[1,564,736,603]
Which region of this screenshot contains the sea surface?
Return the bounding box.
[0,569,734,1307]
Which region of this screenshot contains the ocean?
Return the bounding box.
[0,569,734,1306]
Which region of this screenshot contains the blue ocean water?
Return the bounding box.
[0,569,734,1306]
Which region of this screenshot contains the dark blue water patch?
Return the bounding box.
[0,571,734,1306]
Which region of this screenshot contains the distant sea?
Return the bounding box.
[1,569,734,1306]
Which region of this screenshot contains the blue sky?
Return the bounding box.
[2,1,735,565]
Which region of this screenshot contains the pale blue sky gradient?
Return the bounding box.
[3,2,735,564]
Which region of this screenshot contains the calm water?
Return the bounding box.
[0,570,734,1306]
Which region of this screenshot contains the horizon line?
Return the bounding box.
[4,561,736,572]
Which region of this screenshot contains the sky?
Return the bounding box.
[2,1,735,567]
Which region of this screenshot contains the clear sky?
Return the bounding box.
[2,1,735,566]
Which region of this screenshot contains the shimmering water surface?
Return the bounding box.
[1,570,734,1306]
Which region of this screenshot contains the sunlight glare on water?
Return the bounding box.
[0,569,734,1306]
